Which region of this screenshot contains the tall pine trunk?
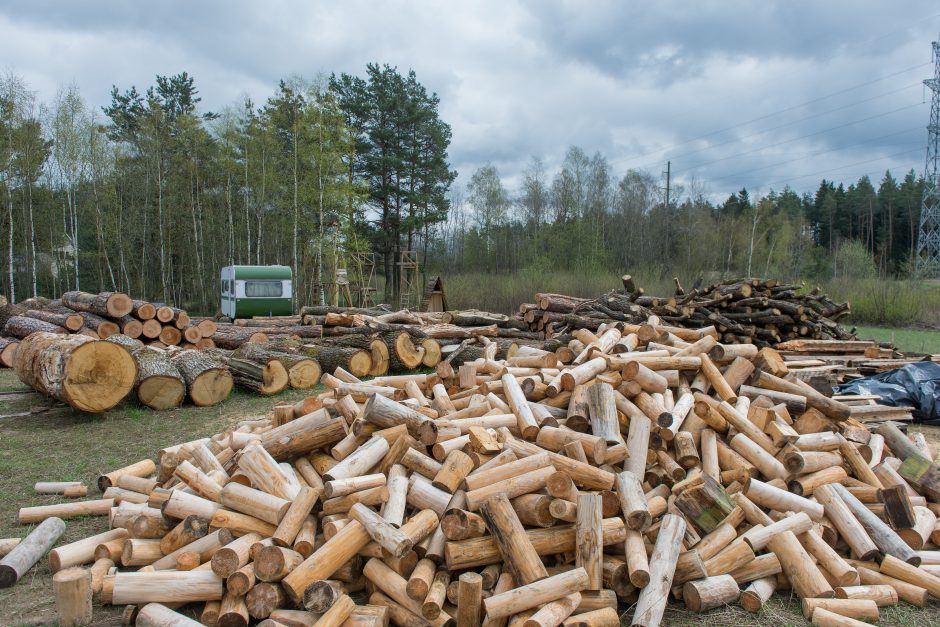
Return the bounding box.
[27,178,37,297]
[6,191,13,302]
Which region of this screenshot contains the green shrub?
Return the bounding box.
[824,278,940,327]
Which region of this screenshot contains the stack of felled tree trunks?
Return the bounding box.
[7,314,940,626]
[0,290,218,369]
[214,307,465,379]
[0,292,238,412]
[518,275,856,348]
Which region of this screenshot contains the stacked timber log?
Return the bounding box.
[518,275,855,347]
[212,308,449,379]
[8,332,233,412]
[9,318,940,626]
[0,290,218,369]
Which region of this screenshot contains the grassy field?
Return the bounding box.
[2,368,940,626]
[0,370,318,625]
[850,325,940,354]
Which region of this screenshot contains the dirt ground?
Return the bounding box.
[1,369,939,625]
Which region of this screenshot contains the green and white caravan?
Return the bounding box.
[220,265,293,318]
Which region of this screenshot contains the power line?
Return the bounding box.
[632,82,922,172]
[707,126,924,183]
[757,147,924,190]
[611,61,931,170]
[671,101,924,176]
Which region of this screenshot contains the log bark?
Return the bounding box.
[300,344,372,378]
[23,308,84,331]
[13,332,137,412]
[3,315,66,338]
[225,356,290,395]
[62,290,133,318]
[0,517,66,588]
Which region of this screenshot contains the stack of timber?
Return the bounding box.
[212,306,453,378]
[8,332,234,412]
[0,290,218,369]
[518,275,856,347]
[10,318,940,626]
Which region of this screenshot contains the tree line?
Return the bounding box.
[0,68,927,314]
[0,64,454,312]
[435,147,926,285]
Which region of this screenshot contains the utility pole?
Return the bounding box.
[664,161,671,211]
[916,36,940,277]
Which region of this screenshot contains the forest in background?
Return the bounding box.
[0,67,935,326]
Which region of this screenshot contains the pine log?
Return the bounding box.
[3,315,67,338]
[225,357,289,395]
[382,331,425,371]
[52,566,93,627]
[62,290,133,318]
[234,343,321,389]
[300,344,372,378]
[0,517,66,588]
[480,493,548,585]
[631,514,685,627]
[130,300,157,320]
[169,350,233,406]
[13,332,137,412]
[111,570,224,604]
[133,347,186,410]
[159,324,182,346]
[211,327,269,350]
[0,336,18,367]
[23,309,84,332]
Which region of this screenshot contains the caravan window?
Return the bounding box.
[245,280,283,297]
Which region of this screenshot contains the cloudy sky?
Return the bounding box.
[2,1,938,201]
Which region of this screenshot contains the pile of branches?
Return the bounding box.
[518,275,854,348]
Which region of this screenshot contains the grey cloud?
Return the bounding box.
[0,0,937,202]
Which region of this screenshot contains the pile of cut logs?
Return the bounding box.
[0,290,218,369]
[0,293,457,413]
[518,275,855,347]
[4,316,940,627]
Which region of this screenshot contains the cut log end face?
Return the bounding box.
[395,334,424,369]
[369,340,390,377]
[288,361,321,389]
[190,370,234,407]
[64,341,137,412]
[260,361,290,394]
[349,351,373,378]
[137,376,186,410]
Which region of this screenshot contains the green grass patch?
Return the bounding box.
[821,278,940,327]
[851,325,940,354]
